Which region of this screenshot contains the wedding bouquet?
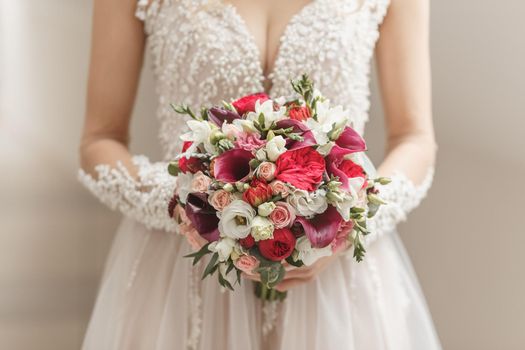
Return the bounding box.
[167,75,389,300]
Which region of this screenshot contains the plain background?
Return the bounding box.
[1,0,524,349]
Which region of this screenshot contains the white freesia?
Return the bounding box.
[265,135,287,161]
[232,118,257,133]
[209,237,237,262]
[251,216,274,241]
[176,172,193,204]
[180,120,214,154]
[218,200,256,239]
[305,100,349,145]
[221,122,242,138]
[246,99,286,125]
[287,188,328,217]
[255,148,267,161]
[295,236,333,266]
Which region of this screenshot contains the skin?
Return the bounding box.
[80,0,437,292]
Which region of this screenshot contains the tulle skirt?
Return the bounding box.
[82,218,441,350]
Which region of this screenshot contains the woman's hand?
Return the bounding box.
[242,253,341,292]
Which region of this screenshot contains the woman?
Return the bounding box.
[79,0,440,348]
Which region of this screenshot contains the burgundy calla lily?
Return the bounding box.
[213,149,254,183]
[207,107,241,126]
[326,146,366,191]
[276,119,317,149]
[334,126,366,154]
[185,192,220,242]
[294,206,343,248]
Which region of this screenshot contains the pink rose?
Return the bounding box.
[269,180,289,198]
[234,132,266,152]
[256,162,276,181]
[191,171,212,192]
[208,189,234,211]
[269,202,296,229]
[234,255,260,275]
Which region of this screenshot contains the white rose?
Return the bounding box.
[218,200,256,239]
[265,135,287,161]
[246,99,286,125]
[176,172,193,204]
[209,237,237,262]
[251,216,274,241]
[295,236,333,266]
[287,189,328,217]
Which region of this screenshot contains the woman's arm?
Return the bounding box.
[80,0,145,178]
[375,0,436,184]
[79,0,178,232]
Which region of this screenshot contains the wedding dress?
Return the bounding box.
[79,0,442,349]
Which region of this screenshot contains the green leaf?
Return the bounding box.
[255,262,286,289]
[218,271,234,291]
[202,252,219,279]
[226,261,235,275]
[167,162,180,176]
[285,255,304,267]
[183,242,212,266]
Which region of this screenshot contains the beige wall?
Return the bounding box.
[0,0,523,349]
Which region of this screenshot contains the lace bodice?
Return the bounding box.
[79,0,434,243]
[137,0,389,160]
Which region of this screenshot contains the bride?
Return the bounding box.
[79,0,441,349]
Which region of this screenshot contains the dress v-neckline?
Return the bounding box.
[218,0,319,94]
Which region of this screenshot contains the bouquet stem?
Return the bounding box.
[254,282,287,301]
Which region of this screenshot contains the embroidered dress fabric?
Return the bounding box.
[79,0,442,349]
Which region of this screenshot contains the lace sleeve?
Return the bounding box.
[78,155,178,232]
[366,168,434,244]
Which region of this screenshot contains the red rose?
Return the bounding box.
[243,179,273,207]
[239,235,255,249]
[179,141,205,173]
[258,228,296,261]
[288,104,310,121]
[232,92,270,115]
[275,147,326,191]
[338,159,366,180]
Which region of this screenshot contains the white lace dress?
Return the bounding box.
[79,0,441,349]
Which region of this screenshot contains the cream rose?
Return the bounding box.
[191,171,212,192]
[269,202,296,229]
[208,189,234,211]
[256,162,277,181]
[250,216,274,241]
[269,180,289,197]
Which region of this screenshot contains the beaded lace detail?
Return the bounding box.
[366,168,435,244]
[78,156,178,232]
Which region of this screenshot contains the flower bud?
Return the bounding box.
[258,202,276,217]
[367,193,387,205]
[223,183,234,192]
